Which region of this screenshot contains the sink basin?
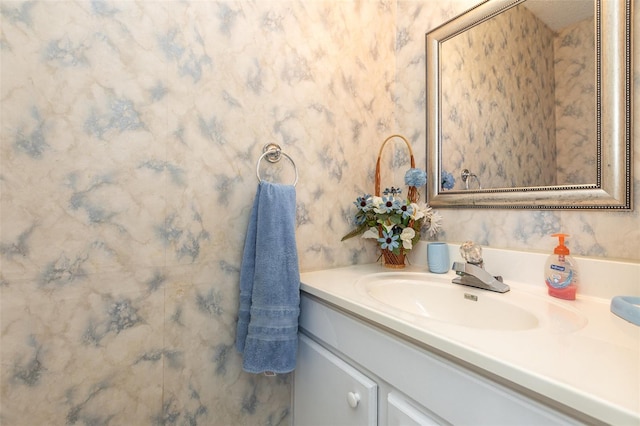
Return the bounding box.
[355,273,587,332]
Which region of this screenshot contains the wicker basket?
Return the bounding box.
[375,134,418,269]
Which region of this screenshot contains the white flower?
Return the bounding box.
[411,203,431,221]
[380,222,395,234]
[400,227,415,250]
[372,196,388,214]
[427,211,443,237]
[362,227,379,239]
[371,196,383,207]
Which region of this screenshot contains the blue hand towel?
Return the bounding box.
[236,181,300,374]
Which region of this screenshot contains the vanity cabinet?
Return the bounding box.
[293,293,582,426]
[294,334,377,426]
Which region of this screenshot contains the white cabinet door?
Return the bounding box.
[294,334,377,426]
[387,392,443,426]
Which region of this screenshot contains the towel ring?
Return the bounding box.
[256,143,299,186]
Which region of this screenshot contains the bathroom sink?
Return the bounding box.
[355,273,586,332]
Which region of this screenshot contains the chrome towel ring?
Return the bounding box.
[461,168,482,190]
[256,143,298,186]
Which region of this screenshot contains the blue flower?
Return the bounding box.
[353,194,372,211]
[354,212,367,225]
[397,199,414,219]
[378,230,399,251]
[404,168,427,187]
[383,187,402,196]
[441,170,455,190]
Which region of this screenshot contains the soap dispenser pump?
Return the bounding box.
[544,233,579,300]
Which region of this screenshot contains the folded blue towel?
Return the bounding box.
[236,181,300,374]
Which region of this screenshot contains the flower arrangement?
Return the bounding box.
[341,168,443,257]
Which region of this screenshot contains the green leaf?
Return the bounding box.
[389,215,402,225]
[411,232,421,246]
[341,224,368,241]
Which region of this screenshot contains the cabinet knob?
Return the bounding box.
[346,391,360,408]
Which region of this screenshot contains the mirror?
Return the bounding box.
[426,0,632,209]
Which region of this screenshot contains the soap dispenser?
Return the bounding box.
[544,233,579,300]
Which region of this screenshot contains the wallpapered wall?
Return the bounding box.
[554,17,596,185]
[0,1,394,424]
[1,0,638,425]
[441,4,558,189]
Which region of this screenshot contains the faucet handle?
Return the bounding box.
[460,241,483,266]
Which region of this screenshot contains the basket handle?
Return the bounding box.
[375,134,417,202]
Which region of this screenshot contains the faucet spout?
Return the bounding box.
[451,261,510,293]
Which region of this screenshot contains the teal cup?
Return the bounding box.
[427,242,450,274]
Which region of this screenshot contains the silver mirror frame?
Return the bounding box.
[426,0,632,209]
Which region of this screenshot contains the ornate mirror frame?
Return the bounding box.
[426,0,632,209]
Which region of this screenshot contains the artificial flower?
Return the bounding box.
[411,203,431,221]
[380,221,395,234]
[342,190,442,255]
[362,227,379,239]
[427,211,443,237]
[342,166,442,257]
[400,227,416,250]
[397,199,414,219]
[374,195,398,214]
[378,230,400,251]
[405,168,427,187]
[354,195,372,211]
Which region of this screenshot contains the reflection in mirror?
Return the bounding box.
[426,0,632,209]
[441,1,595,189]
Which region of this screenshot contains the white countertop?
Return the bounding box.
[300,262,640,425]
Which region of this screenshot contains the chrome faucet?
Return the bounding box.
[452,262,510,293]
[451,241,510,293]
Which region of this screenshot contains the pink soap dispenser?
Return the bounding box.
[544,233,579,300]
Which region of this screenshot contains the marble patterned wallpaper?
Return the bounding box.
[555,17,596,185]
[440,4,558,189]
[1,0,639,425]
[0,1,395,424]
